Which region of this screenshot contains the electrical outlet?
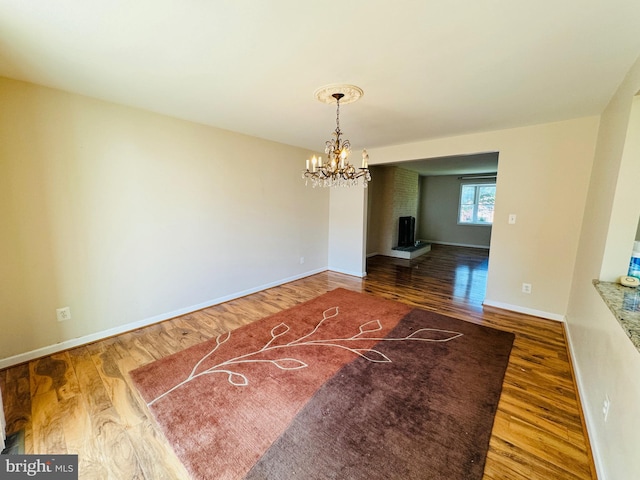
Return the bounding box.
[300,257,305,264]
[522,283,532,294]
[56,307,71,322]
[602,395,611,422]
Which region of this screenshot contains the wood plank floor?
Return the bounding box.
[1,244,596,479]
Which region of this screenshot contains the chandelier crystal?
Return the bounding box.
[303,86,371,188]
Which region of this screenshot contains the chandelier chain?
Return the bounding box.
[335,94,341,136]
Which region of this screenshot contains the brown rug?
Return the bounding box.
[130,288,514,480]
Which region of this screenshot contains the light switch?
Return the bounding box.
[508,214,517,224]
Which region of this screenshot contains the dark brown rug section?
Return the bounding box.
[244,308,515,480]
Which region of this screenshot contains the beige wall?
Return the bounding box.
[365,166,384,255]
[600,94,640,281]
[328,185,367,277]
[369,116,599,319]
[566,54,640,480]
[0,77,329,363]
[418,175,492,248]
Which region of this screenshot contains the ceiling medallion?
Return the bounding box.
[313,84,364,105]
[303,84,371,188]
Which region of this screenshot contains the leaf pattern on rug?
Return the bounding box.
[147,306,463,406]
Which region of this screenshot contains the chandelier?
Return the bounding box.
[303,84,371,188]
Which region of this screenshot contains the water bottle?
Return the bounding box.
[629,241,640,279]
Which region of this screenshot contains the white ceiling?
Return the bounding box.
[1,0,639,154]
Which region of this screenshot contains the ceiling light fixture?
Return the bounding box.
[303,84,371,188]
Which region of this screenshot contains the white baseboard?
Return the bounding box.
[327,267,367,278]
[427,240,490,250]
[482,299,566,322]
[366,252,380,258]
[0,267,328,370]
[562,318,605,480]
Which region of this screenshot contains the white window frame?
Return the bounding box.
[458,183,496,225]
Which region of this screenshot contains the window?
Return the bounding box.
[458,183,495,225]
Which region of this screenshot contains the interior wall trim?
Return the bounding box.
[425,240,491,250]
[482,299,566,322]
[563,318,604,480]
[327,267,367,278]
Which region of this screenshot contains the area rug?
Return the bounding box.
[130,288,514,480]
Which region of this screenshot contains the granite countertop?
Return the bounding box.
[593,280,640,350]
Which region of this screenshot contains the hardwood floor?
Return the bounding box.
[1,244,596,479]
